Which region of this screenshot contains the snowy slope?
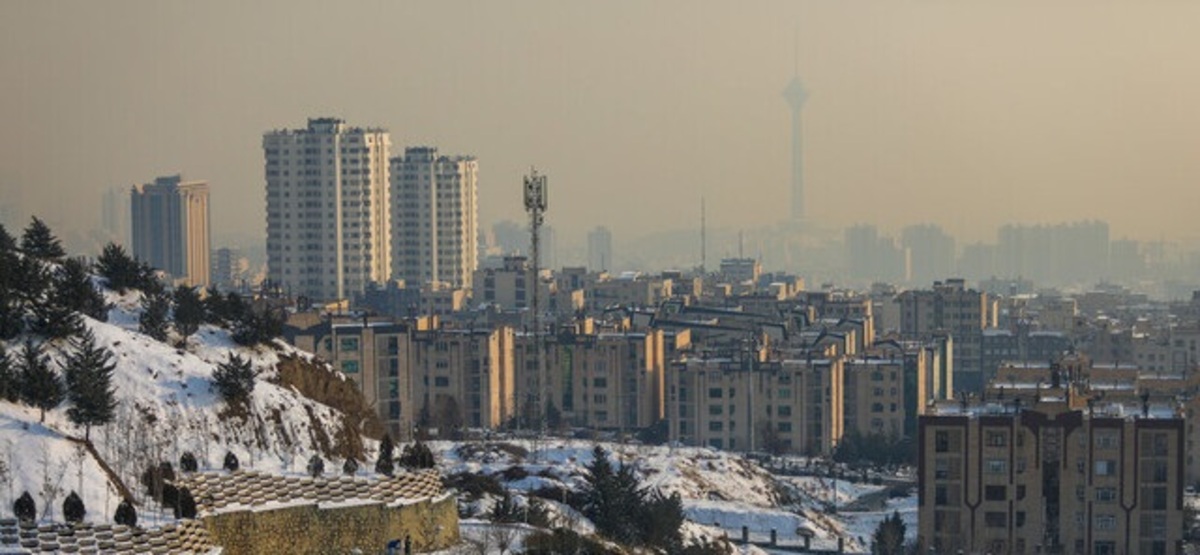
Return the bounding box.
[0,286,377,526]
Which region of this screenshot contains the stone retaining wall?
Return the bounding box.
[203,494,459,554]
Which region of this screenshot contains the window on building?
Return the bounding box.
[1095,459,1117,476]
[708,405,723,416]
[1095,514,1116,530]
[434,376,450,387]
[985,485,1006,501]
[709,421,723,432]
[709,388,723,399]
[935,485,948,506]
[777,422,792,433]
[1094,541,1116,555]
[339,337,359,352]
[777,405,792,417]
[986,459,1006,474]
[1095,487,1117,502]
[984,512,1006,528]
[985,431,1007,447]
[1096,432,1118,449]
[936,431,950,452]
[340,360,359,374]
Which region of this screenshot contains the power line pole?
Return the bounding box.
[524,168,548,433]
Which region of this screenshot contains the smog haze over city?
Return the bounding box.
[2,0,1199,264]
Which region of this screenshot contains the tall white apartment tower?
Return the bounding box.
[390,147,478,289]
[264,118,391,302]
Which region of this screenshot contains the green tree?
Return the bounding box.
[231,305,283,346]
[0,343,16,402]
[871,510,907,555]
[375,433,396,477]
[489,490,522,523]
[30,268,82,339]
[0,222,16,253]
[57,257,108,322]
[95,243,142,293]
[20,217,65,260]
[17,339,64,423]
[212,353,256,406]
[172,286,205,340]
[398,440,435,469]
[63,328,118,441]
[138,290,170,342]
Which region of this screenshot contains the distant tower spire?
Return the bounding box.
[783,44,809,223]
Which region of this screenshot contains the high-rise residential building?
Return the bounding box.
[130,174,211,288]
[900,223,956,285]
[587,226,612,272]
[264,118,391,302]
[898,279,996,393]
[918,394,1184,555]
[389,147,478,289]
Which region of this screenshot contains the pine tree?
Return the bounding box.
[57,258,108,322]
[17,339,63,423]
[0,343,16,402]
[62,491,86,523]
[30,276,82,339]
[63,328,118,441]
[138,290,170,342]
[20,217,65,260]
[375,433,395,477]
[114,498,137,526]
[179,452,198,473]
[342,458,359,476]
[172,286,205,340]
[0,257,22,339]
[95,243,141,293]
[398,441,435,469]
[307,455,325,478]
[871,510,907,555]
[0,222,15,253]
[222,452,239,472]
[489,490,522,523]
[212,353,256,406]
[231,305,284,346]
[13,491,35,523]
[176,487,197,519]
[14,254,48,310]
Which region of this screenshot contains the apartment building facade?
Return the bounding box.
[130,174,211,288]
[264,118,392,302]
[390,147,478,290]
[918,396,1184,554]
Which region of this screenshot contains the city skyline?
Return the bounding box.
[3,1,1200,252]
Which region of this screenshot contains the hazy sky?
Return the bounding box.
[2,1,1199,250]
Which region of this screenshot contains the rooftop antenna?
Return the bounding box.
[700,196,707,274]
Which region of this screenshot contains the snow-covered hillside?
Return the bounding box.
[424,439,917,554]
[0,285,378,526]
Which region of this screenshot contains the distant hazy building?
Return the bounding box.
[264,118,391,302]
[782,72,809,222]
[130,174,211,288]
[390,147,478,289]
[587,226,613,272]
[101,186,129,246]
[900,223,955,285]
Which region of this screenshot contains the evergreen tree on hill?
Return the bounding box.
[375,433,395,477]
[31,271,82,339]
[138,289,170,342]
[582,446,686,551]
[172,286,205,340]
[14,254,48,311]
[398,440,435,469]
[231,305,284,346]
[95,243,143,293]
[0,248,22,339]
[20,217,65,260]
[58,257,109,322]
[17,338,64,423]
[63,328,118,441]
[212,353,256,406]
[0,222,16,253]
[0,344,15,401]
[871,510,907,555]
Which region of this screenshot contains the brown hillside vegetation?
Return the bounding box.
[272,354,383,460]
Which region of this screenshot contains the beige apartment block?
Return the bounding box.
[264,118,391,302]
[409,326,516,431]
[843,358,906,438]
[918,394,1184,555]
[514,329,666,432]
[667,355,844,455]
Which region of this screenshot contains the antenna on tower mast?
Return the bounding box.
[523,167,548,433]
